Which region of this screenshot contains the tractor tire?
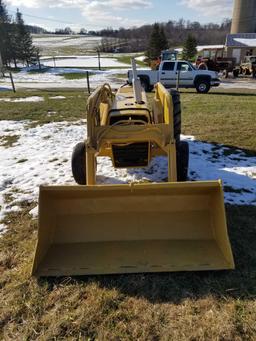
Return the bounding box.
[198,62,208,70]
[195,79,211,94]
[170,89,181,142]
[242,68,248,76]
[223,69,229,78]
[176,141,189,182]
[72,142,86,185]
[233,69,239,78]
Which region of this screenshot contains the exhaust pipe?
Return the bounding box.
[131,58,143,104]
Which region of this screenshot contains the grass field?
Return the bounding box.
[0,88,256,340]
[116,55,147,67]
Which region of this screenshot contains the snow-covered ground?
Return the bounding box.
[33,35,102,48]
[0,67,130,90]
[41,56,129,68]
[0,120,255,234]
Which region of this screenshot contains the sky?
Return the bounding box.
[5,0,234,32]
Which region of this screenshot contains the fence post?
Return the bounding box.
[97,50,101,71]
[86,71,91,94]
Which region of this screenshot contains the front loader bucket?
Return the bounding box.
[32,182,234,277]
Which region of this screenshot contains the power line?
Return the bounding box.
[8,9,102,28]
[8,10,74,25]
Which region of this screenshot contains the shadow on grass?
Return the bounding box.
[40,205,256,304]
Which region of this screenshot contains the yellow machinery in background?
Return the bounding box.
[32,62,234,277]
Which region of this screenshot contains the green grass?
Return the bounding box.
[0,88,256,339]
[59,72,94,80]
[116,55,147,67]
[180,89,256,152]
[0,90,88,124]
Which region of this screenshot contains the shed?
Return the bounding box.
[226,33,256,64]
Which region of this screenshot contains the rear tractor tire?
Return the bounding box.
[176,141,189,182]
[233,69,239,78]
[72,142,86,185]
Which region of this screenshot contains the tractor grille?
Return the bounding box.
[112,142,149,168]
[109,115,149,125]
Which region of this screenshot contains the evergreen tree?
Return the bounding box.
[182,34,197,61]
[159,27,168,51]
[15,9,35,65]
[0,0,11,66]
[147,23,169,60]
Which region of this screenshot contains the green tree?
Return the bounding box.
[147,23,169,59]
[0,0,11,66]
[15,9,35,65]
[182,34,197,61]
[159,26,168,51]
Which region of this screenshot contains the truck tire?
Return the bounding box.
[176,141,189,182]
[170,89,181,142]
[72,142,86,185]
[195,79,210,94]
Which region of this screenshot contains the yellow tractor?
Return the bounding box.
[32,61,234,277]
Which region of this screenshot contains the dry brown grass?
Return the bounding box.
[1,204,256,340]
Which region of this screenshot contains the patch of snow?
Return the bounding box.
[0,96,44,102]
[29,206,38,219]
[49,96,66,99]
[0,223,7,235]
[135,55,146,62]
[0,120,255,234]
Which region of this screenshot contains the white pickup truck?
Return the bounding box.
[128,60,220,93]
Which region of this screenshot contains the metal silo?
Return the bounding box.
[231,0,256,33]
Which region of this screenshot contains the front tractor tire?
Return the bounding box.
[195,79,210,94]
[72,142,86,185]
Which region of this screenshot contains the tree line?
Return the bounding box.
[93,19,231,53]
[0,0,36,68]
